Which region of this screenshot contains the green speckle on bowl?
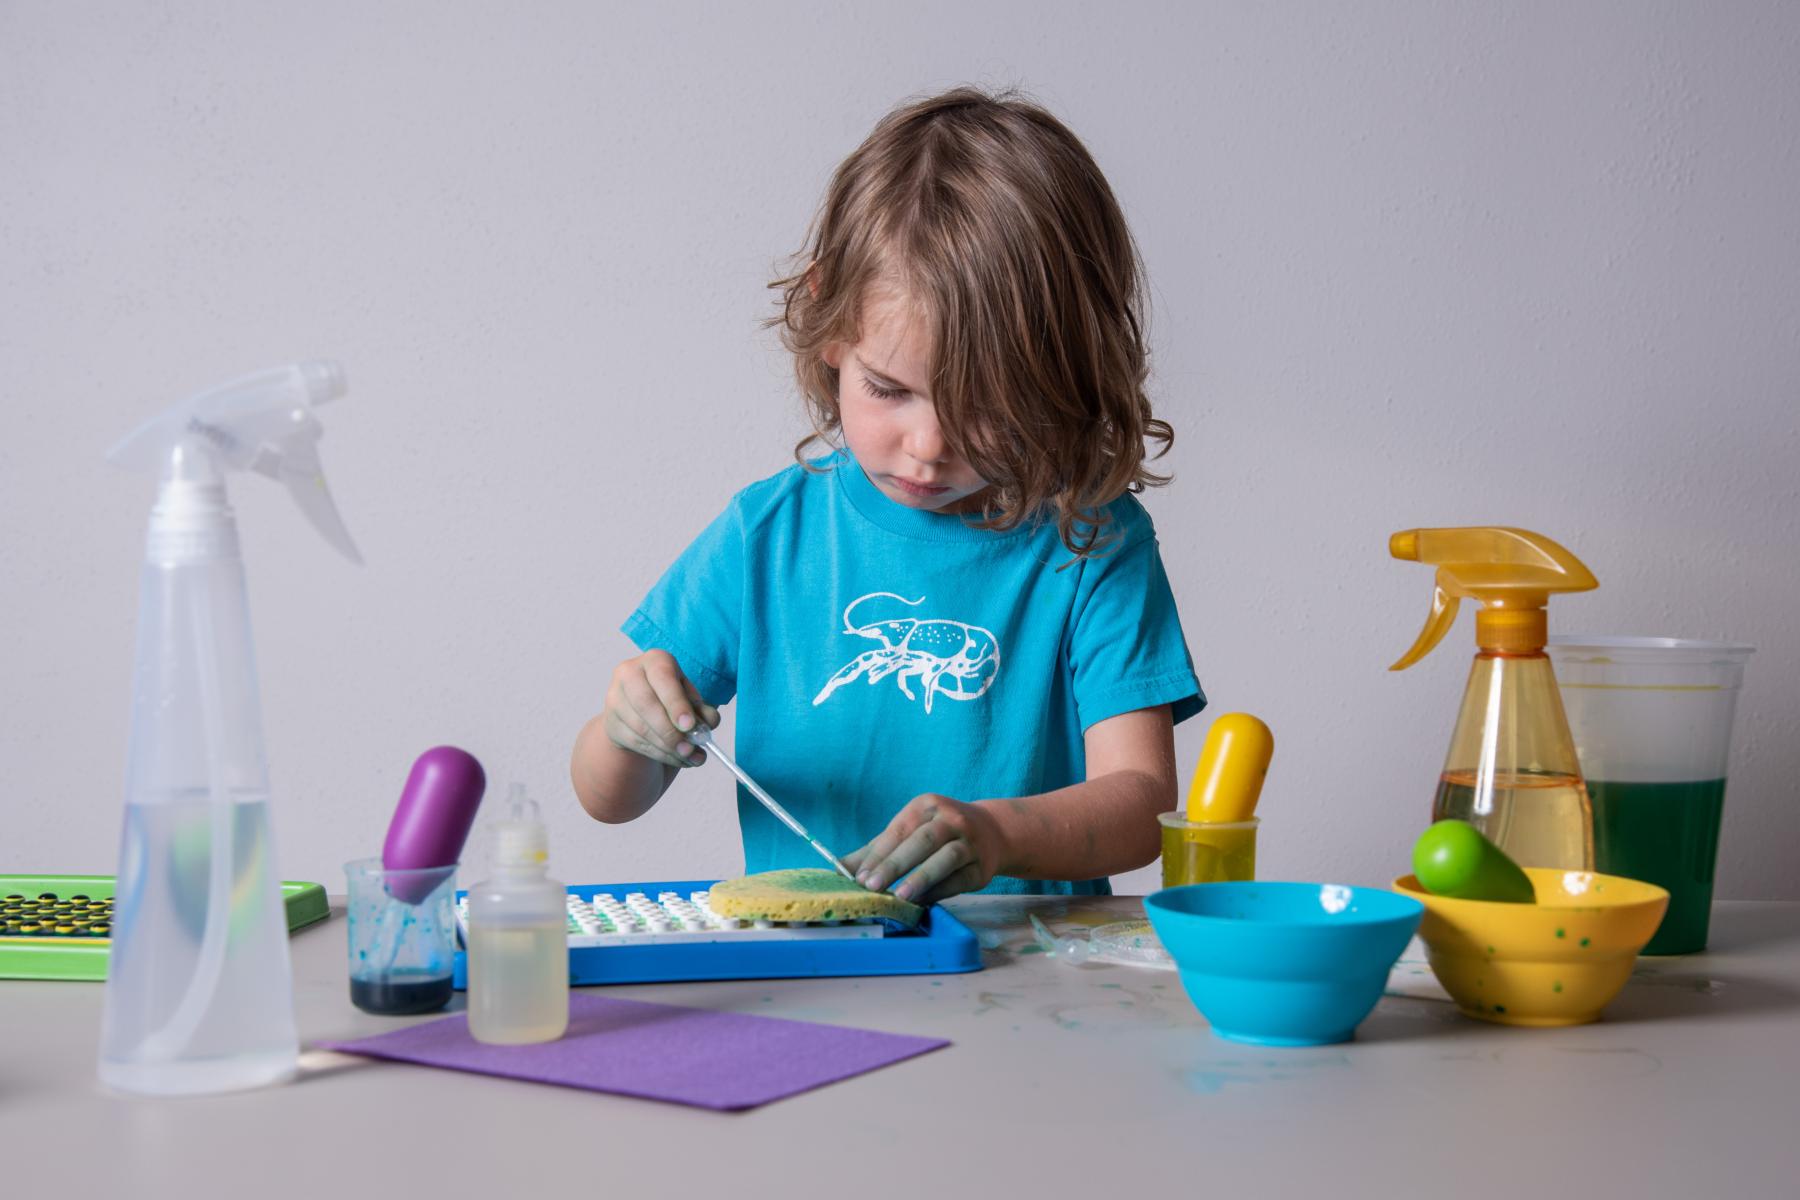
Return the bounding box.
[1486,945,1496,956]
[1555,928,1566,938]
[1580,937,1590,947]
[1494,1004,1507,1014]
[1553,981,1563,993]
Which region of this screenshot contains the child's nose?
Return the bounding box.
[904,415,948,465]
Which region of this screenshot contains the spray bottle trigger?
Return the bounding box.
[1390,577,1461,671]
[278,439,362,564]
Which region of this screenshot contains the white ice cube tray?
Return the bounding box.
[454,888,885,949]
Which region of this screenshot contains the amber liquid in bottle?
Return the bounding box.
[1431,651,1595,871]
[1432,768,1593,871]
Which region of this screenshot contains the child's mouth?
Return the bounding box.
[891,477,950,499]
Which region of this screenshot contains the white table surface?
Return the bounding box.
[5,894,1798,1198]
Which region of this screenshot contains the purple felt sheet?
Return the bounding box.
[321,993,949,1111]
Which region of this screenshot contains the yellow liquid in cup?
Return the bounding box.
[1161,820,1257,888]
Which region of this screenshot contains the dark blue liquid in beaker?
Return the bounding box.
[350,970,453,1015]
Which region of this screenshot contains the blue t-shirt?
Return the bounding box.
[622,451,1204,896]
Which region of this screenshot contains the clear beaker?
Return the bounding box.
[1547,637,1754,954]
[1158,814,1259,888]
[343,859,459,1015]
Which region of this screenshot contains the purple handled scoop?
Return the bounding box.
[383,746,486,902]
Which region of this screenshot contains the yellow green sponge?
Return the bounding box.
[708,868,923,926]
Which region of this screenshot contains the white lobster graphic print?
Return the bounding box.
[812,591,1001,714]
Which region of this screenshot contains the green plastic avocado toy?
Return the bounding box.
[1412,819,1536,903]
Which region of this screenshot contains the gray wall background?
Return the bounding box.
[4,1,1796,898]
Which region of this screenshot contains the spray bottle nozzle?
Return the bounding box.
[1389,527,1597,669]
[109,360,362,564]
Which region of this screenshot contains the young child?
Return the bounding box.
[571,87,1203,904]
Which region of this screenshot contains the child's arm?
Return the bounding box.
[571,649,720,823]
[847,705,1176,904]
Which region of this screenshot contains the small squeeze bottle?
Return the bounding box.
[466,786,569,1044]
[1389,527,1598,871]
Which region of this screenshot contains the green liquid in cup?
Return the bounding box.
[1589,778,1726,955]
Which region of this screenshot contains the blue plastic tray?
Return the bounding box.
[452,878,983,988]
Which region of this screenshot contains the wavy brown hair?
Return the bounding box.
[770,86,1172,558]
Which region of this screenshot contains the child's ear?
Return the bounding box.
[805,260,820,299]
[821,342,844,370]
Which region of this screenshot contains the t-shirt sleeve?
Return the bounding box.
[620,501,743,707]
[1066,532,1205,732]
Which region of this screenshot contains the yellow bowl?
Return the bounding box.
[1392,868,1669,1027]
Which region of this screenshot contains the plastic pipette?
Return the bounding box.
[686,727,858,883]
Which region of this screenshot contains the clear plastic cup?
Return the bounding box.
[343,859,459,1015]
[1158,814,1259,888]
[1547,637,1754,954]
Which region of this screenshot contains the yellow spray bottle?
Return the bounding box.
[1390,527,1598,870]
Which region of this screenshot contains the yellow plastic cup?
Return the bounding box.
[1159,813,1258,887]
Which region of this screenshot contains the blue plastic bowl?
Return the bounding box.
[1145,882,1424,1046]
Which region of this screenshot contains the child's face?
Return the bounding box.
[824,289,990,514]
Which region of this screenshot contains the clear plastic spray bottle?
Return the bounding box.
[98,361,361,1095]
[466,786,570,1044]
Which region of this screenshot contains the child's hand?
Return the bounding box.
[846,794,1008,905]
[601,650,719,769]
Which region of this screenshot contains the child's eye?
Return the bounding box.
[861,377,906,401]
